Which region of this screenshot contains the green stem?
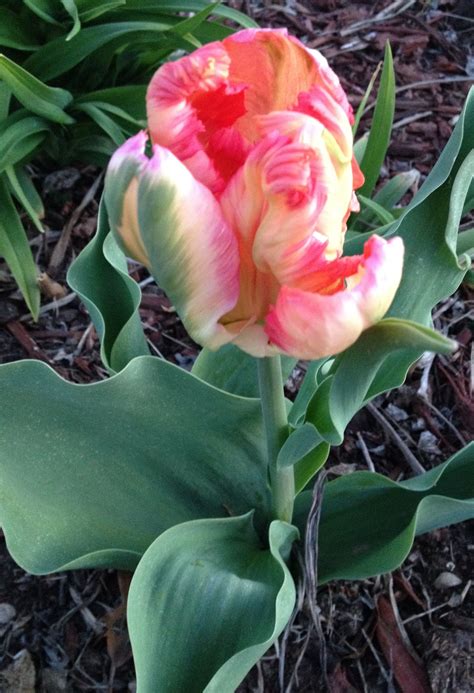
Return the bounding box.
[257,356,295,523]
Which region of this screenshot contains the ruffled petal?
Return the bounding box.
[104,131,150,266]
[265,236,404,360]
[230,112,352,281]
[146,43,248,192]
[135,142,240,350]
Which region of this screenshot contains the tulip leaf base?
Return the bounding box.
[0,357,472,691]
[294,443,474,583]
[0,357,269,574]
[128,516,297,693]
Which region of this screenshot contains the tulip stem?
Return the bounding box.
[257,356,294,523]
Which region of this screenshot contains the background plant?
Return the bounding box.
[0,0,255,318]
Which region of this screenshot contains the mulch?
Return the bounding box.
[0,1,473,690]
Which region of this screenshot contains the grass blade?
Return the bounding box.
[0,54,74,124]
[352,61,381,137]
[358,42,395,199]
[0,176,40,319]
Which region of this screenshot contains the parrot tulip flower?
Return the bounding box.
[105,28,404,360]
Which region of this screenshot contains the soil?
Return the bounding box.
[0,1,473,691]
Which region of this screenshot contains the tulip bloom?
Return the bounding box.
[105,28,404,360]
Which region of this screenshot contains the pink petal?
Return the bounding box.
[265,236,404,360]
[146,43,248,192]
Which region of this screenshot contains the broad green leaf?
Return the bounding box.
[0,55,74,125]
[128,516,296,693]
[0,177,40,318]
[294,443,474,583]
[277,423,321,469]
[358,42,395,199]
[0,111,49,172]
[388,146,474,323]
[288,358,329,427]
[277,423,329,494]
[293,442,330,494]
[192,345,296,398]
[67,200,148,373]
[0,8,41,50]
[0,356,270,575]
[457,228,474,255]
[5,165,44,233]
[306,319,455,445]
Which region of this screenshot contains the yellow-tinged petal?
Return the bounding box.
[136,144,240,350]
[265,236,404,360]
[105,131,150,266]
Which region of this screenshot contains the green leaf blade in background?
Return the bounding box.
[0,54,74,124]
[67,200,148,373]
[294,443,474,583]
[0,356,270,575]
[75,0,127,23]
[120,0,258,28]
[0,7,41,51]
[74,85,147,121]
[357,42,395,199]
[74,102,127,145]
[24,21,195,81]
[22,0,62,25]
[5,165,44,233]
[128,516,297,693]
[0,111,50,173]
[0,177,40,318]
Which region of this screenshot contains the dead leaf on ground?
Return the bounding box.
[376,596,431,693]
